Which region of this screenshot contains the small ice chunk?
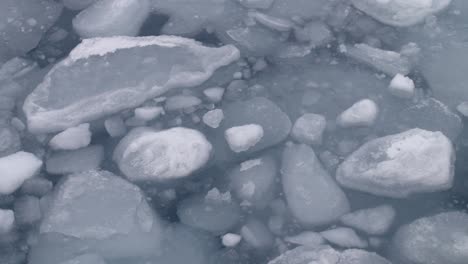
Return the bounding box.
[225,124,264,153]
[341,205,396,235]
[0,209,14,234]
[321,227,368,248]
[291,113,326,145]
[46,145,104,175]
[391,211,468,264]
[48,123,91,151]
[20,177,53,197]
[134,106,164,121]
[222,233,242,247]
[241,218,274,249]
[0,151,42,195]
[203,87,225,103]
[388,74,415,99]
[249,11,294,32]
[457,102,468,117]
[177,191,240,234]
[344,43,412,76]
[73,0,150,38]
[284,231,325,247]
[337,99,379,128]
[203,109,224,128]
[281,144,350,226]
[165,95,202,112]
[113,127,212,182]
[104,116,127,137]
[337,128,454,198]
[14,195,42,227]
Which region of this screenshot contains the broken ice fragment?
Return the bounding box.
[0,151,42,195]
[281,144,350,226]
[337,128,455,198]
[134,106,164,122]
[320,227,368,249]
[0,209,15,234]
[225,124,264,153]
[291,113,327,145]
[40,170,162,240]
[388,74,415,99]
[203,109,224,128]
[249,11,294,32]
[23,36,240,133]
[340,205,396,235]
[48,123,91,151]
[284,231,325,247]
[240,217,274,249]
[221,233,242,247]
[113,127,212,182]
[73,0,151,38]
[165,95,202,112]
[351,0,452,27]
[336,99,379,128]
[344,43,413,76]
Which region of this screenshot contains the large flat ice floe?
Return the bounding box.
[336,128,455,198]
[23,35,240,133]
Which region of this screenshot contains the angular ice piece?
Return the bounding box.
[49,124,91,151]
[240,218,274,249]
[177,190,240,234]
[228,155,277,209]
[341,205,396,235]
[20,177,53,197]
[14,195,42,227]
[222,233,242,247]
[291,113,326,145]
[337,128,454,198]
[203,109,224,128]
[203,87,225,103]
[0,151,42,195]
[40,170,161,240]
[134,106,164,121]
[60,254,106,264]
[226,26,282,56]
[281,144,350,226]
[321,227,368,248]
[225,124,264,153]
[165,95,202,112]
[0,0,62,61]
[210,97,291,161]
[391,211,468,264]
[151,0,226,35]
[344,43,412,76]
[0,125,21,157]
[388,74,415,99]
[284,231,325,247]
[23,36,240,133]
[0,209,15,234]
[249,11,294,32]
[73,0,150,38]
[46,145,104,175]
[351,0,452,27]
[104,116,127,137]
[337,99,378,128]
[113,127,212,182]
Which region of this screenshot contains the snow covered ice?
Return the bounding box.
[2,0,468,263]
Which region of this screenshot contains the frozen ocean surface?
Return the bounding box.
[1,0,468,264]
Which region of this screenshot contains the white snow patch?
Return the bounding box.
[222,233,242,247]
